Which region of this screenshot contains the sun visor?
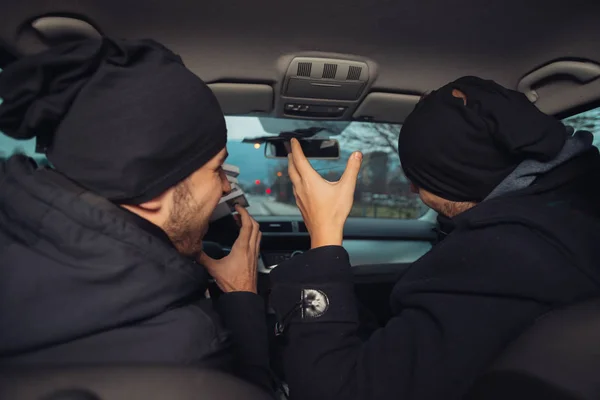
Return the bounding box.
[208,83,273,115]
[353,92,421,124]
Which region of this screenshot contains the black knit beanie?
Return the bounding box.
[0,37,227,204]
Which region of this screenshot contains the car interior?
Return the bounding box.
[1,1,600,399]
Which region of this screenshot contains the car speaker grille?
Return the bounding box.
[347,66,362,80]
[297,62,312,77]
[322,63,338,79]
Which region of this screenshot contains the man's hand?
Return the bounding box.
[198,205,262,293]
[288,138,362,249]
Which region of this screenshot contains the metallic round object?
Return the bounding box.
[301,289,329,318]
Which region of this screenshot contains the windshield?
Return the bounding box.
[0,115,426,219]
[4,108,600,219]
[226,116,427,218]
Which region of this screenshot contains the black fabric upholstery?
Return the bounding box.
[466,371,581,400]
[465,298,600,400]
[0,366,273,400]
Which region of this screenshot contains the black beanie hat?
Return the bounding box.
[398,76,567,202]
[0,37,227,204]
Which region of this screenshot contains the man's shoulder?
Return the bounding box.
[393,220,583,307]
[451,195,600,262]
[397,197,600,300]
[454,196,556,230]
[143,300,231,361]
[2,299,231,366]
[439,208,548,250]
[401,218,568,287]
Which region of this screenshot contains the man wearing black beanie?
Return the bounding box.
[0,38,270,393]
[267,77,600,399]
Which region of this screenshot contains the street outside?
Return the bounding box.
[245,194,426,219]
[246,194,302,216]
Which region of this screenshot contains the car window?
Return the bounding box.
[226,117,426,219]
[0,110,427,219]
[0,67,47,163]
[2,86,599,220]
[562,105,600,147]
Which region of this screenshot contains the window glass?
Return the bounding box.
[0,112,426,218]
[226,117,426,218]
[6,92,599,219]
[0,67,42,162]
[562,105,600,148]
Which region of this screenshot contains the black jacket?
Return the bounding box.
[270,149,600,400]
[0,156,270,392]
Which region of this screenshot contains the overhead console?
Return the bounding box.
[283,57,369,101]
[278,56,374,119]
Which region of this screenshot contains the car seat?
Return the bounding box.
[0,366,273,400]
[465,297,600,400]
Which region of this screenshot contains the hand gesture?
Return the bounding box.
[198,205,261,293]
[287,138,362,248]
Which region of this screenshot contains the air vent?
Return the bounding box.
[322,63,338,79]
[298,222,309,233]
[259,221,294,233]
[347,66,362,80]
[297,62,312,77]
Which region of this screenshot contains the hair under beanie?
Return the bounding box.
[0,37,227,204]
[398,76,568,202]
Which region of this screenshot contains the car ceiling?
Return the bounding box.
[2,0,600,116]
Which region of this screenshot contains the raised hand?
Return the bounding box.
[198,205,261,293]
[287,138,362,249]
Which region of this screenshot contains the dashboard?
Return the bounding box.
[207,214,437,273]
[259,238,431,270]
[207,215,438,324]
[255,216,436,272]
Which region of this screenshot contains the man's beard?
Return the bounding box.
[438,200,477,218]
[163,182,207,257]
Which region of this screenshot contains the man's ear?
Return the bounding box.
[136,196,165,213]
[122,189,171,217]
[452,89,467,105]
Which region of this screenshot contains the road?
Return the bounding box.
[246,195,302,216]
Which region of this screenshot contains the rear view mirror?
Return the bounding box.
[264,139,340,160]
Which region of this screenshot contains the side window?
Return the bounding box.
[562,105,600,149]
[0,136,37,160]
[0,67,41,162]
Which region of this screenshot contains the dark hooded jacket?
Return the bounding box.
[0,156,271,392]
[270,143,600,400]
[269,76,600,400]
